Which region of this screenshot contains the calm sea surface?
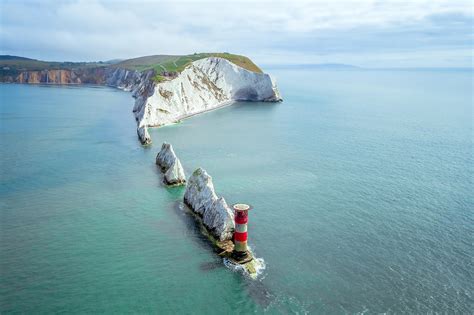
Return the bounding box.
[1,69,472,314]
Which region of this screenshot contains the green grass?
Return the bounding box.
[152,74,165,83]
[0,55,108,71]
[115,53,263,74]
[112,55,177,72]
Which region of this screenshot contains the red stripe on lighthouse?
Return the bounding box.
[234,231,247,242]
[235,216,248,224]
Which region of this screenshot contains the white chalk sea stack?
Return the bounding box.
[155,142,186,186]
[134,57,282,128]
[184,168,235,241]
[137,124,151,145]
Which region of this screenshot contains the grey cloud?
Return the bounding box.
[0,0,472,67]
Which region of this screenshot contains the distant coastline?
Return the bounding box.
[262,63,473,72]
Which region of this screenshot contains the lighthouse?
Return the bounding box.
[232,203,252,261]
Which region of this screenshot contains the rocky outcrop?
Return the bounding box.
[184,168,234,241]
[134,57,282,128]
[137,124,151,145]
[155,142,186,185]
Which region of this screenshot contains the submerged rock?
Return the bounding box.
[137,124,151,145]
[184,168,234,241]
[155,142,186,185]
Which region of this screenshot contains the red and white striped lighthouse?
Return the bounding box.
[232,203,252,260]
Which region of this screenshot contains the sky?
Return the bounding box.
[0,0,472,67]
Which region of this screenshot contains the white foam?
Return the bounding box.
[223,255,266,280]
[253,257,267,278]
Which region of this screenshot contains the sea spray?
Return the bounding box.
[223,254,266,280]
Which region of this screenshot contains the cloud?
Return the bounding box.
[0,0,472,67]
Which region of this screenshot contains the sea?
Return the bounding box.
[1,68,472,314]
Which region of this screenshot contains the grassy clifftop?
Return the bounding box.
[114,52,263,74]
[0,53,263,83]
[0,55,109,71]
[114,53,263,83]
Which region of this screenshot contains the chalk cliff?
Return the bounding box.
[184,168,235,241]
[106,68,152,92]
[155,142,186,185]
[133,57,281,128]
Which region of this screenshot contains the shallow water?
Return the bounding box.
[1,68,472,313]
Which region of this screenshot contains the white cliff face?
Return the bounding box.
[155,142,186,185]
[184,168,235,241]
[134,57,282,128]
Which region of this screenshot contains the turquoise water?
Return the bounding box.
[1,69,472,313]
